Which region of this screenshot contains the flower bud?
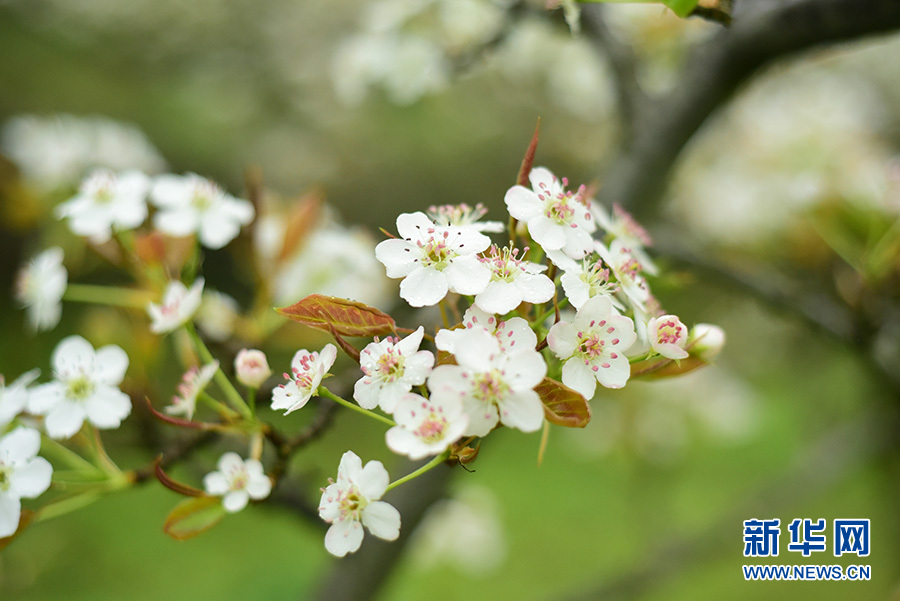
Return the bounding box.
[234,349,271,388]
[647,314,689,360]
[689,323,725,359]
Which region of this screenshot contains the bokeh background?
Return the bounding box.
[1,0,899,600]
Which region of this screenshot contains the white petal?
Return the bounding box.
[84,387,131,429]
[10,457,53,498]
[399,267,448,307]
[394,212,435,239]
[0,427,41,462]
[395,326,425,356]
[353,377,381,410]
[501,350,547,390]
[444,257,490,296]
[204,472,230,495]
[401,351,434,385]
[517,272,556,304]
[51,336,94,376]
[593,354,631,390]
[504,186,541,221]
[461,395,499,437]
[337,451,363,483]
[198,210,242,249]
[497,389,544,433]
[375,239,418,278]
[356,460,389,500]
[547,321,577,359]
[561,359,596,400]
[27,382,65,415]
[528,166,557,190]
[91,345,129,385]
[154,206,199,237]
[223,490,250,513]
[362,501,401,541]
[527,217,567,251]
[0,494,22,538]
[217,452,244,474]
[44,402,87,439]
[475,280,523,315]
[246,474,272,500]
[324,519,364,557]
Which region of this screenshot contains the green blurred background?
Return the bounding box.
[1,1,899,600]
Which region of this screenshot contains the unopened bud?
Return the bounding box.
[235,349,271,388]
[689,323,725,359]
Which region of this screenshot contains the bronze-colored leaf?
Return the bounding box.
[163,496,227,541]
[279,189,324,262]
[277,294,396,337]
[516,118,541,187]
[536,377,591,428]
[154,456,207,497]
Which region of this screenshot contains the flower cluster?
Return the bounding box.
[7,121,722,565]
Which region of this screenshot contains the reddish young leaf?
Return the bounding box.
[516,118,541,187]
[630,355,708,379]
[536,377,591,428]
[279,188,324,262]
[277,294,396,337]
[154,456,207,497]
[163,496,227,541]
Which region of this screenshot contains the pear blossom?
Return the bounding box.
[427,203,504,233]
[165,361,219,420]
[28,336,131,439]
[147,278,204,334]
[354,327,434,414]
[150,173,254,249]
[547,295,637,399]
[375,212,491,307]
[55,169,150,243]
[429,328,546,436]
[0,427,53,538]
[595,239,652,312]
[196,290,240,342]
[15,247,67,331]
[504,167,596,260]
[558,255,621,311]
[648,314,689,360]
[386,393,469,459]
[474,245,555,315]
[435,306,537,355]
[318,451,401,557]
[0,369,40,428]
[271,344,337,415]
[688,323,726,359]
[234,349,271,389]
[203,452,271,513]
[591,202,658,274]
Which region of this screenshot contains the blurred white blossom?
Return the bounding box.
[16,247,68,332]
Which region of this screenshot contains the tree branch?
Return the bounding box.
[597,0,900,218]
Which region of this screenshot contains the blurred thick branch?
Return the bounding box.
[588,0,900,218]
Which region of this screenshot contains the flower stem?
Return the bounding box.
[40,436,103,474]
[185,323,253,419]
[317,387,395,427]
[63,284,152,309]
[386,450,451,492]
[247,387,257,415]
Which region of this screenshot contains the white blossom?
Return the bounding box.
[0,427,53,538]
[147,278,204,334]
[203,452,271,513]
[429,328,546,436]
[556,254,621,311]
[0,370,40,429]
[318,451,401,557]
[165,361,219,420]
[435,306,537,355]
[594,240,652,312]
[55,169,150,243]
[150,173,254,249]
[688,323,726,359]
[648,314,689,360]
[375,212,491,307]
[504,167,596,260]
[547,295,636,399]
[354,327,434,414]
[195,290,239,342]
[475,245,555,315]
[386,393,469,459]
[271,345,337,415]
[234,349,271,389]
[28,336,131,439]
[15,247,67,332]
[426,203,504,233]
[591,202,658,275]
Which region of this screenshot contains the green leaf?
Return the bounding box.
[536,378,591,428]
[577,0,701,19]
[163,496,227,541]
[277,294,396,338]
